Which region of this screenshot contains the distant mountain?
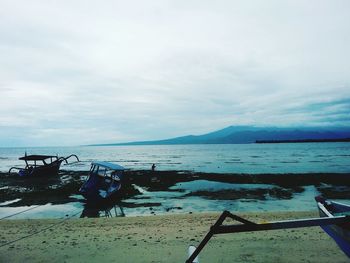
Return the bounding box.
[92,126,350,146]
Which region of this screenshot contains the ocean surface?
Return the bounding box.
[0,143,349,219]
[1,142,350,174]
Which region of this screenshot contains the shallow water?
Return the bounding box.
[2,186,350,219]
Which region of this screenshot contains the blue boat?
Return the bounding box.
[79,161,125,203]
[315,196,350,258]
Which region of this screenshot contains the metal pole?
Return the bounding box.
[214,215,349,234]
[186,211,349,263]
[186,211,231,263]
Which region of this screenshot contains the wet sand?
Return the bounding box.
[0,211,348,263]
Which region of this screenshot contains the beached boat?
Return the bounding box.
[79,161,125,203]
[8,154,79,177]
[315,196,350,258]
[186,202,350,262]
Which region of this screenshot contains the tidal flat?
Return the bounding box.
[1,170,349,218]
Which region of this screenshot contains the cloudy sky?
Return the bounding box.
[1,0,350,146]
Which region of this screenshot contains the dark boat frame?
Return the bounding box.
[79,161,125,203]
[315,196,350,258]
[80,202,125,218]
[8,154,79,177]
[186,203,350,263]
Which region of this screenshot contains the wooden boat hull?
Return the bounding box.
[79,177,122,203]
[19,160,62,177]
[79,161,125,204]
[80,188,121,204]
[10,154,79,177]
[316,197,350,258]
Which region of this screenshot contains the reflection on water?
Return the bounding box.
[80,203,125,218]
[1,186,350,219]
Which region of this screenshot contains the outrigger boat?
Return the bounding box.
[315,196,350,258]
[186,196,350,263]
[8,154,79,177]
[79,161,125,203]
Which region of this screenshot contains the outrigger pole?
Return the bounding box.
[186,210,350,263]
[59,154,80,164]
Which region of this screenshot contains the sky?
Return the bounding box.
[1,0,350,147]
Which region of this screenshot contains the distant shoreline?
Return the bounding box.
[256,138,350,144]
[87,125,350,146]
[89,138,350,146]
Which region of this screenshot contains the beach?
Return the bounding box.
[0,211,348,263]
[1,145,349,262]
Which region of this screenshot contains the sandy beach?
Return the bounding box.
[0,211,348,263]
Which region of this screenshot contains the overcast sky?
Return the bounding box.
[1,0,350,146]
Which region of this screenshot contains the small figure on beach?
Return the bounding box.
[151,163,158,182]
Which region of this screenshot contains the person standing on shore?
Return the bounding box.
[151,163,158,182]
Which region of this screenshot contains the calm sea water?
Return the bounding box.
[0,142,349,173]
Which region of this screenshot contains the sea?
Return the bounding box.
[1,142,350,174]
[0,143,349,219]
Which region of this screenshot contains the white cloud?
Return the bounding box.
[1,0,350,146]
